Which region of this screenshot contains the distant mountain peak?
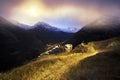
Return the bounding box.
[66,15,120,48]
[0,16,21,29]
[35,22,50,26]
[33,22,62,32]
[13,21,32,30]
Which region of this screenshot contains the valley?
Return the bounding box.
[0,37,120,80]
[0,16,120,80]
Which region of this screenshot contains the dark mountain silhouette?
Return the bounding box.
[0,17,45,71]
[14,22,32,29]
[28,22,73,44]
[0,17,73,71]
[65,16,120,48]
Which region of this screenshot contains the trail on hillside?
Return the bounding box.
[32,54,97,80]
[1,37,120,80]
[0,49,98,80]
[33,52,98,80]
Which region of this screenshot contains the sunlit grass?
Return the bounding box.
[0,49,98,80]
[0,37,120,80]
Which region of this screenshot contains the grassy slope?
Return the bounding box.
[62,49,120,80]
[0,37,120,80]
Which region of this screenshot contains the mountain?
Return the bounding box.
[0,17,73,71]
[0,17,45,71]
[28,22,73,44]
[65,16,120,48]
[14,22,32,29]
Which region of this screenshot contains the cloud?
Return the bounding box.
[1,0,120,17]
[0,0,25,16]
[40,0,120,16]
[42,15,83,31]
[0,0,120,32]
[1,0,120,16]
[41,0,120,6]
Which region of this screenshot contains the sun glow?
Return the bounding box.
[11,0,46,25]
[10,0,103,26]
[20,0,44,17]
[27,7,39,17]
[26,6,40,17]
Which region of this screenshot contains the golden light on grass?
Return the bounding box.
[1,37,119,80]
[0,47,99,80]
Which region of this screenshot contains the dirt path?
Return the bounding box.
[0,51,98,80]
[30,51,98,80]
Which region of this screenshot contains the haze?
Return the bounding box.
[0,0,120,32]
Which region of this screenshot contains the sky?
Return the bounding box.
[0,0,120,32]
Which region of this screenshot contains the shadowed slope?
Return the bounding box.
[66,16,120,48]
[28,22,73,44]
[62,49,120,80]
[0,50,98,80]
[0,17,45,71]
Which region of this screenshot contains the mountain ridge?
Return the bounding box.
[65,16,120,48]
[0,16,73,71]
[28,22,73,44]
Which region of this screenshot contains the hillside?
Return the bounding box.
[0,37,120,80]
[0,17,73,71]
[29,22,73,44]
[66,16,120,48]
[0,17,45,71]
